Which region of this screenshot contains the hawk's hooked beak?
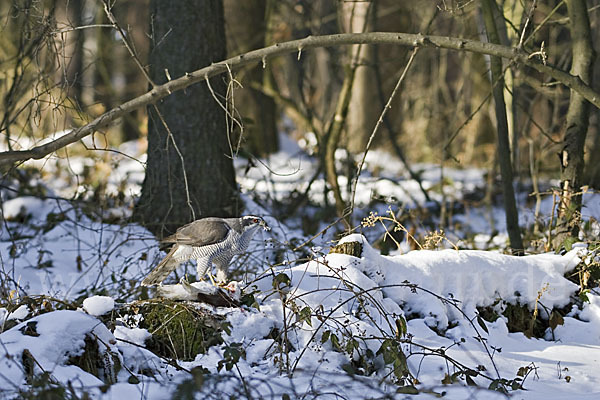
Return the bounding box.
[260,219,271,231]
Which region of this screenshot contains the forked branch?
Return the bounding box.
[2,32,599,167]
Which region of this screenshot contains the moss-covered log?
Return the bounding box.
[124,300,229,361]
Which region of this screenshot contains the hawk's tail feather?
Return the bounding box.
[141,245,180,286]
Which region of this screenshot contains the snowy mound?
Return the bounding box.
[255,234,580,331]
[200,234,590,397]
[0,311,120,389]
[337,234,581,328]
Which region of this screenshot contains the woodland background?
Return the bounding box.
[1,0,598,248]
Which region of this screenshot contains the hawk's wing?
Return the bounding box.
[162,218,230,247]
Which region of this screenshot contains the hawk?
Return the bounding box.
[142,216,269,286]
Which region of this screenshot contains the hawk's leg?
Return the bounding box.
[207,273,218,286]
[214,257,232,286]
[196,258,220,286]
[195,258,211,282]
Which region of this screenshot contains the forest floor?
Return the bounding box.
[1,134,599,399]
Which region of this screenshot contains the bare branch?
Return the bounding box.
[2,31,599,167]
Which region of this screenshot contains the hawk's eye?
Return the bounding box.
[252,218,259,223]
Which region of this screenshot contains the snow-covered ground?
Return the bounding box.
[2,234,599,399]
[1,134,600,399]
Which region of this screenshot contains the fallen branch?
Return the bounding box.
[2,32,599,167]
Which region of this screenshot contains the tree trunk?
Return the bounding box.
[586,113,600,189]
[320,0,376,224]
[65,0,84,105]
[481,0,524,254]
[556,0,595,243]
[117,0,149,142]
[80,0,98,108]
[223,0,278,156]
[343,0,376,154]
[134,0,238,237]
[324,65,356,222]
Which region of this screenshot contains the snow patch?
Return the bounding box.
[114,325,151,346]
[7,304,30,321]
[82,295,115,316]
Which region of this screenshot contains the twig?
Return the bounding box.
[518,0,538,49]
[372,57,433,204]
[52,24,115,34]
[102,1,154,86]
[292,215,348,252]
[204,73,244,158]
[348,47,419,220]
[523,1,566,47]
[152,105,196,221]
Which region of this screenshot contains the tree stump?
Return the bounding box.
[329,241,363,257]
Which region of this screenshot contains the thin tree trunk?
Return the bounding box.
[586,113,600,189]
[117,0,147,142]
[481,0,524,254]
[322,1,375,224]
[555,0,596,244]
[134,0,238,237]
[80,0,98,108]
[343,0,376,154]
[65,0,84,104]
[324,65,355,222]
